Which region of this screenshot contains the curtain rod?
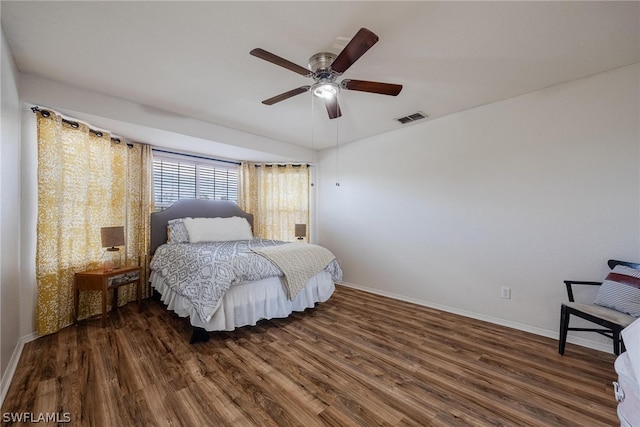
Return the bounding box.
[31,106,132,147]
[152,148,241,166]
[147,147,309,168]
[254,163,309,168]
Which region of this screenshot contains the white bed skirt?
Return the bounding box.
[150,271,335,331]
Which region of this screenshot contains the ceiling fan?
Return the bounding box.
[250,28,403,119]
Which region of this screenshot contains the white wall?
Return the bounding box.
[317,64,640,351]
[18,73,315,163]
[0,21,22,386]
[20,109,36,338]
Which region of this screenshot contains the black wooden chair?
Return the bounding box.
[559,259,639,355]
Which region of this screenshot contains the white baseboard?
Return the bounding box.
[1,332,39,407]
[337,282,612,354]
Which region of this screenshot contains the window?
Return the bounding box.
[239,163,309,241]
[153,151,238,210]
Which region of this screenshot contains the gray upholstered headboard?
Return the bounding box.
[150,199,254,255]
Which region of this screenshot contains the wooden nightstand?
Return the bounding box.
[74,265,142,327]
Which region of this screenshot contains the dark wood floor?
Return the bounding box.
[2,285,618,426]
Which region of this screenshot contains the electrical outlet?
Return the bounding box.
[500,287,511,299]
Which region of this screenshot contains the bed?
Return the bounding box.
[149,199,341,342]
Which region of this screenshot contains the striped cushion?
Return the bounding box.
[594,265,640,317]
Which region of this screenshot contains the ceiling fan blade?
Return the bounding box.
[342,79,403,96]
[324,97,342,119]
[262,86,310,105]
[330,28,379,74]
[250,48,312,77]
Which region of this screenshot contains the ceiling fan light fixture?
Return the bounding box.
[312,82,339,99]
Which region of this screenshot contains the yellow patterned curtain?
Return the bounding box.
[36,111,153,336]
[125,142,154,296]
[238,162,309,241]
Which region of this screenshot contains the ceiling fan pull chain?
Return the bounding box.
[335,108,340,187]
[310,90,316,161]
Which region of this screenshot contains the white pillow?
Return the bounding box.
[184,217,252,243]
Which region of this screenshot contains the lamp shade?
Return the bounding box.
[101,226,125,249]
[294,224,307,239]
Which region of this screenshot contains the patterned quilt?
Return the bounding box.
[150,238,342,321]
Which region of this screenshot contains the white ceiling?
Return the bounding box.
[2,1,639,152]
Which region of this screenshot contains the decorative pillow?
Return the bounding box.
[184,216,253,243]
[167,218,190,244]
[594,265,640,317]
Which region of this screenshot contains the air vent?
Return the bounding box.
[396,112,427,124]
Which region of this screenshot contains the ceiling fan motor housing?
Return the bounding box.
[308,52,338,80]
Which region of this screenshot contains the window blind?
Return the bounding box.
[153,152,238,210]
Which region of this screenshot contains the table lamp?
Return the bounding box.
[101,226,124,270]
[295,224,307,241]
